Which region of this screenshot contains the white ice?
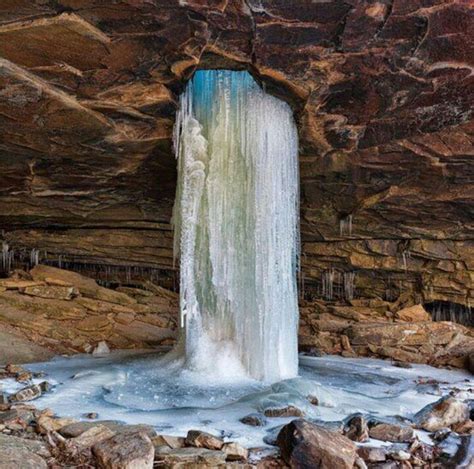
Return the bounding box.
[172,70,300,382]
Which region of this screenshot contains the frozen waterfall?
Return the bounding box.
[172,70,299,382]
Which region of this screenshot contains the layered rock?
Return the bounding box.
[0,266,178,359]
[0,2,472,361]
[0,1,472,318]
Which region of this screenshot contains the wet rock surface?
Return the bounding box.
[276,419,357,469]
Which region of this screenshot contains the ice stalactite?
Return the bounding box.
[172,70,300,382]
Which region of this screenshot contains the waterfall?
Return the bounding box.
[172,70,299,382]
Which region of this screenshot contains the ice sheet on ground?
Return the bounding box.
[19,352,473,448]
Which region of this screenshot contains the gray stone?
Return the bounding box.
[240,413,268,427]
[0,447,47,469]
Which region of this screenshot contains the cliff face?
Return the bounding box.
[0,1,473,315]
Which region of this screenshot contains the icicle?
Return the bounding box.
[172,70,299,382]
[339,215,353,236]
[343,271,356,301]
[322,269,336,300]
[30,248,40,267]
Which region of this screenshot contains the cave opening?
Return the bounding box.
[424,301,473,327]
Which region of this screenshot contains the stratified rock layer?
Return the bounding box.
[0,2,473,339]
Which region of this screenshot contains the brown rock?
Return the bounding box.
[68,424,116,450]
[185,430,224,450]
[154,447,227,467]
[152,434,186,449]
[357,446,387,463]
[23,285,77,300]
[60,421,156,439]
[344,415,369,442]
[264,405,305,418]
[222,441,249,461]
[277,419,356,469]
[395,304,431,322]
[9,382,49,402]
[414,396,470,432]
[92,432,154,469]
[368,422,414,443]
[36,414,76,433]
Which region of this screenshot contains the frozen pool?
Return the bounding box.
[3,351,472,448]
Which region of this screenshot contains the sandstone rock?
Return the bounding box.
[277,419,356,469]
[30,265,135,306]
[60,421,156,439]
[264,405,305,418]
[0,280,44,290]
[185,430,224,450]
[36,414,76,433]
[0,433,50,457]
[23,285,77,300]
[222,441,249,461]
[154,446,227,467]
[414,396,470,432]
[92,432,154,469]
[343,414,369,442]
[368,422,414,443]
[152,434,186,449]
[9,382,49,402]
[68,424,116,450]
[240,413,268,427]
[395,304,431,322]
[0,447,47,469]
[357,446,387,463]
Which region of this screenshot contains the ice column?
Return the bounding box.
[173,70,299,382]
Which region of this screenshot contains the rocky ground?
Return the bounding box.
[0,265,473,369]
[0,362,473,468]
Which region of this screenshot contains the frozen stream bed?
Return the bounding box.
[3,351,473,448]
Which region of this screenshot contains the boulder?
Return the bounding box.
[60,420,156,438]
[30,265,136,306]
[395,304,431,322]
[68,424,116,450]
[185,430,224,450]
[23,285,77,300]
[154,447,227,467]
[92,432,154,469]
[357,446,387,463]
[264,405,305,418]
[0,433,50,458]
[222,442,249,461]
[343,414,369,442]
[368,422,414,443]
[276,419,356,469]
[240,413,268,427]
[152,434,186,449]
[414,396,470,432]
[36,414,76,433]
[0,447,47,469]
[9,382,49,402]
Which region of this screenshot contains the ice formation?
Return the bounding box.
[172,70,299,382]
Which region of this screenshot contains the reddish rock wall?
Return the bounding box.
[0,2,473,324]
